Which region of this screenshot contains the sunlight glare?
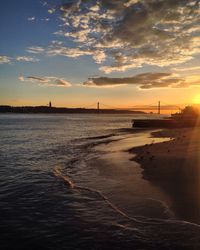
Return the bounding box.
[193,95,200,104]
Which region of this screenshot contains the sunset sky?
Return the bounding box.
[0,0,200,109]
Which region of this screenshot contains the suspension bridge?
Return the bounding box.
[83,101,183,114]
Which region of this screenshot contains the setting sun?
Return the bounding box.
[193,95,200,104]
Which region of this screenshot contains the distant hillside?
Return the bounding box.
[0,105,145,114]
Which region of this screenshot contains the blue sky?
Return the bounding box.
[0,0,200,108]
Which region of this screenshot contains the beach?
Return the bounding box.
[87,126,200,249]
[130,127,200,224]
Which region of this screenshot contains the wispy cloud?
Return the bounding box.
[16,56,39,62]
[26,46,45,54]
[28,16,50,22]
[18,75,72,87]
[42,1,48,7]
[173,66,200,72]
[26,43,106,64]
[47,46,93,58]
[48,0,200,73]
[27,17,36,22]
[41,18,50,22]
[0,55,11,64]
[51,40,63,45]
[83,72,200,89]
[0,55,40,64]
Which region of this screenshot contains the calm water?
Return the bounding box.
[1,113,200,250]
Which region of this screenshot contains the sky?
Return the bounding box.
[0,0,200,109]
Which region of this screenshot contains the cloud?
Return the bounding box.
[18,75,72,87]
[27,76,49,83]
[27,17,36,21]
[26,44,103,61]
[51,0,200,73]
[47,46,93,58]
[42,1,48,7]
[41,18,50,22]
[0,55,40,64]
[124,0,140,7]
[173,66,200,72]
[83,72,199,89]
[55,78,71,86]
[18,76,25,81]
[48,8,56,14]
[26,46,45,54]
[16,56,39,62]
[0,56,11,64]
[51,40,63,45]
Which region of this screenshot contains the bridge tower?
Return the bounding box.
[158,101,160,114]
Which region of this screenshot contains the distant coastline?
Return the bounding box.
[0,105,145,114]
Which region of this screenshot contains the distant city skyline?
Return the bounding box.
[0,0,200,107]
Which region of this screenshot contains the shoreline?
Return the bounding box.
[92,129,174,220]
[129,127,200,224]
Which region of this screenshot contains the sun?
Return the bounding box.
[193,95,200,104]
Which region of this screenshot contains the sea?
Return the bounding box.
[1,113,200,250]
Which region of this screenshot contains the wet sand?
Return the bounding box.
[93,131,174,220]
[129,127,200,224]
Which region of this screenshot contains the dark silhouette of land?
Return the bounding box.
[0,105,145,114]
[130,127,200,224]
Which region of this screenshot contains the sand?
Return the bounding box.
[129,127,200,224]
